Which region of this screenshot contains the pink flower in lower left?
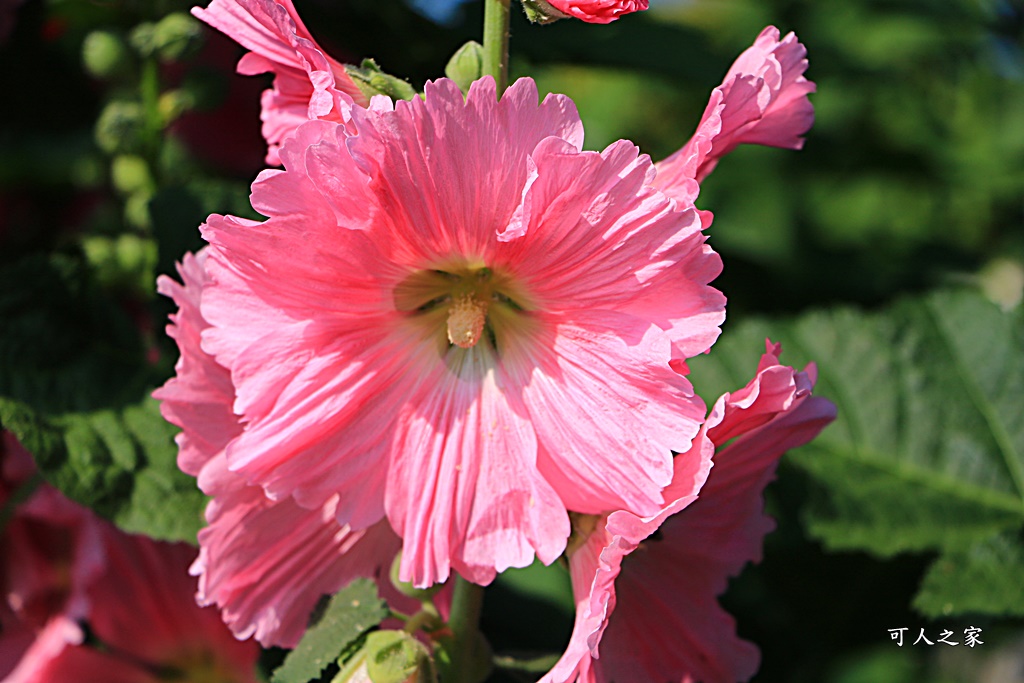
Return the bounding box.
[0,431,261,683]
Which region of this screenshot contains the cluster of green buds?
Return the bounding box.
[82,9,208,293]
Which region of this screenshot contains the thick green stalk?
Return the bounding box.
[448,575,486,683]
[481,0,511,92]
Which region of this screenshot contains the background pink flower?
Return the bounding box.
[0,433,261,683]
[654,26,816,209]
[1,432,106,681]
[192,0,368,165]
[187,75,725,588]
[155,250,418,647]
[543,342,836,683]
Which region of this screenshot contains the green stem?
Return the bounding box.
[481,0,511,92]
[403,602,441,635]
[448,575,485,683]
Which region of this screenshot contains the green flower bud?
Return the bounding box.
[82,30,131,80]
[152,12,203,62]
[110,155,153,196]
[158,89,195,125]
[81,235,117,276]
[124,191,153,229]
[444,41,483,95]
[129,22,157,58]
[115,233,156,278]
[389,553,442,602]
[95,101,144,154]
[364,631,437,683]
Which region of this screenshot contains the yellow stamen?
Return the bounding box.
[446,294,488,348]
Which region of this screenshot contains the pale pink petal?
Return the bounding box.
[193,484,401,647]
[654,26,815,205]
[346,78,584,265]
[500,135,725,363]
[387,346,569,587]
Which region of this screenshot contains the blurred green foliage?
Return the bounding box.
[1,0,1022,681]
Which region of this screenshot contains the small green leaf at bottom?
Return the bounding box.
[272,579,389,683]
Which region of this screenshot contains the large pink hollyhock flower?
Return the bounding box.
[154,250,419,647]
[542,342,836,683]
[192,0,368,165]
[190,76,725,588]
[537,0,647,24]
[654,26,816,208]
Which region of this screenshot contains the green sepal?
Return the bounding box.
[519,0,567,24]
[346,59,417,102]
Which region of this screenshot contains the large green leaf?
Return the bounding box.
[272,579,389,683]
[687,287,1024,617]
[0,395,207,543]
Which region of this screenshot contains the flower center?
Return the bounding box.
[394,263,534,353]
[447,293,489,348]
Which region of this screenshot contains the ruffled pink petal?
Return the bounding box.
[192,0,366,164]
[346,78,584,265]
[153,250,239,480]
[500,135,725,363]
[654,26,815,205]
[518,312,704,516]
[546,344,835,683]
[193,482,402,647]
[155,249,410,644]
[387,345,569,588]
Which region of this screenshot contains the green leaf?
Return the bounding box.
[913,533,1024,617]
[0,395,207,543]
[687,287,1024,617]
[272,579,389,683]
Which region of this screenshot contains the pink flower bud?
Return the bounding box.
[521,0,647,25]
